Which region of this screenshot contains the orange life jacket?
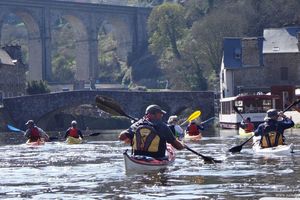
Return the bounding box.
[244,123,255,132]
[187,123,200,136]
[69,128,79,138]
[29,127,40,141]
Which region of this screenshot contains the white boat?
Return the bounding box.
[183,132,202,141]
[219,94,279,129]
[252,136,294,155]
[123,144,175,173]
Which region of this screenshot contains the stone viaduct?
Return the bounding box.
[0,0,150,81]
[2,90,215,130]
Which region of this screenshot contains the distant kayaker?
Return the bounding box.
[254,109,294,148]
[65,120,84,139]
[24,120,49,142]
[167,115,184,140]
[118,104,185,159]
[185,120,204,136]
[240,117,255,132]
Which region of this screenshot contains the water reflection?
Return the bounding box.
[0,129,299,199]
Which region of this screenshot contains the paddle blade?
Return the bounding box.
[7,125,22,132]
[95,95,137,121]
[187,110,201,122]
[89,132,101,137]
[95,95,124,116]
[228,145,242,153]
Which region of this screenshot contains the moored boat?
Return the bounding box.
[26,139,45,146]
[123,144,175,173]
[252,136,294,155]
[66,136,83,144]
[238,127,254,137]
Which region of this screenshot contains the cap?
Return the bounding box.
[145,104,166,115]
[25,120,34,125]
[264,109,278,121]
[71,120,77,125]
[168,115,178,124]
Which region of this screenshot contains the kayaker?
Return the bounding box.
[185,120,204,136]
[254,109,294,148]
[167,115,184,140]
[65,120,84,139]
[24,120,49,142]
[118,104,185,159]
[240,117,255,132]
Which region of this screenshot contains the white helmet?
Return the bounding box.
[71,120,77,125]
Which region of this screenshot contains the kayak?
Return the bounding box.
[183,132,202,141]
[252,136,294,155]
[66,137,83,144]
[123,144,175,173]
[239,127,254,137]
[26,139,45,146]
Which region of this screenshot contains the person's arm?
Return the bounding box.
[64,128,70,139]
[198,124,204,131]
[160,123,185,150]
[38,127,49,141]
[78,130,84,139]
[119,128,134,144]
[24,129,30,138]
[254,125,263,136]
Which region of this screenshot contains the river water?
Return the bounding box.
[0,129,299,200]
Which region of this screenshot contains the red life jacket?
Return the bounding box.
[29,127,40,141]
[69,128,79,138]
[187,123,200,136]
[244,123,255,132]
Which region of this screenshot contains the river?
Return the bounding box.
[0,129,299,200]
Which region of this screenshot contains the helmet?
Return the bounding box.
[145,104,166,115]
[71,120,77,125]
[168,115,178,124]
[25,120,34,126]
[264,109,278,121]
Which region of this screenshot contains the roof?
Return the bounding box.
[223,37,263,69]
[0,49,15,66]
[263,27,300,53]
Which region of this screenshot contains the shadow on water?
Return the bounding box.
[0,128,299,199]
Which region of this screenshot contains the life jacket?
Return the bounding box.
[187,123,200,136]
[132,121,162,157]
[69,127,79,138]
[29,127,40,141]
[244,122,255,132]
[260,124,284,148]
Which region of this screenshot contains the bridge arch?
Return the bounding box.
[0,9,42,80]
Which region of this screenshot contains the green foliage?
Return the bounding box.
[148,3,186,59]
[26,80,50,95]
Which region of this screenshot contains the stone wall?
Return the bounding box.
[3,90,215,130]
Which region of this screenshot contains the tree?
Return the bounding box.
[148,3,186,59]
[26,80,50,95]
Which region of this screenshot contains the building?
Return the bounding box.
[220,27,300,110]
[0,45,26,101]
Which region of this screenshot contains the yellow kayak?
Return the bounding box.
[66,137,83,144]
[238,127,254,137]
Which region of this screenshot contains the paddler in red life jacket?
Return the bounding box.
[254,109,294,148]
[64,120,83,139]
[185,120,204,136]
[118,104,185,159]
[240,117,255,133]
[24,120,49,142]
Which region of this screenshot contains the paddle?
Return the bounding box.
[200,117,215,126]
[7,124,59,141]
[229,100,300,153]
[95,95,137,121]
[185,145,222,164]
[180,110,201,126]
[232,106,246,121]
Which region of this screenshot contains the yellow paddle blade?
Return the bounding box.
[187,110,201,122]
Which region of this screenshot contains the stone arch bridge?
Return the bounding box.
[3,90,214,130]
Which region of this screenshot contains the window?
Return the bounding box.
[280,67,288,80]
